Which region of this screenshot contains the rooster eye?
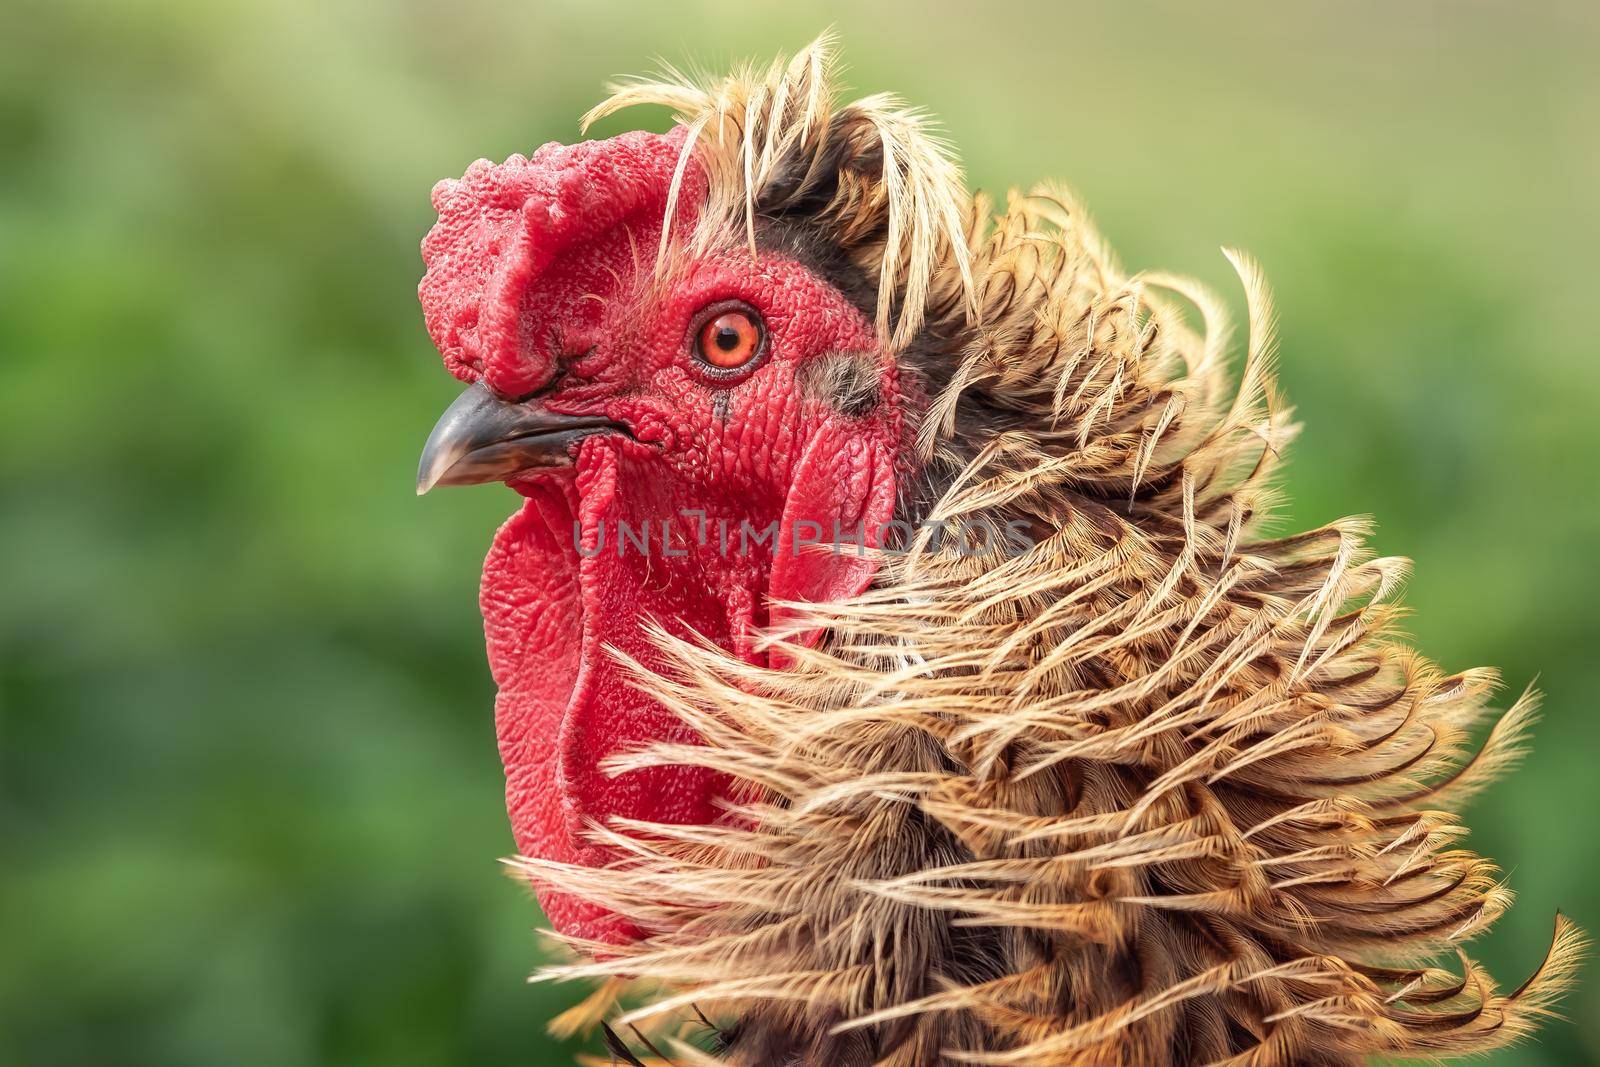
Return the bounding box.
[692,304,765,373]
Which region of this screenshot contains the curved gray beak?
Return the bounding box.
[416,381,618,494]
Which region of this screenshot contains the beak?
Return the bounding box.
[417,381,618,494]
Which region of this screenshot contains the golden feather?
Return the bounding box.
[528,34,1582,1065]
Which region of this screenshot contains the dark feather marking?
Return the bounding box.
[754,217,879,325]
[600,1022,648,1066]
[628,1023,674,1063]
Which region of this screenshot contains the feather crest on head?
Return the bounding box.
[583,30,976,351]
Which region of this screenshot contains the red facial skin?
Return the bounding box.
[421,132,901,944]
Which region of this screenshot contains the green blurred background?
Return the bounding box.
[2,1,1596,1063]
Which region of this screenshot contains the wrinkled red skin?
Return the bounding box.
[420,130,901,943]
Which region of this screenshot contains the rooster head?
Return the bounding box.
[414,55,967,944]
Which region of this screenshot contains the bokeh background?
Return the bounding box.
[3,1,1597,1063]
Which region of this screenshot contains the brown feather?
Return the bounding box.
[525,34,1583,1066]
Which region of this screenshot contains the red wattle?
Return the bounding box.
[486,440,769,944]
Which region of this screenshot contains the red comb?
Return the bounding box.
[418,127,696,396]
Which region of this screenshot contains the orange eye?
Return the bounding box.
[694,307,764,371]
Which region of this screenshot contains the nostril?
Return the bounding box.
[503,365,568,405]
[501,343,599,403]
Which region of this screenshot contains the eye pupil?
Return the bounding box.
[715,327,741,351]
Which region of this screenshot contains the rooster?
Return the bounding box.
[413,36,1580,1066]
